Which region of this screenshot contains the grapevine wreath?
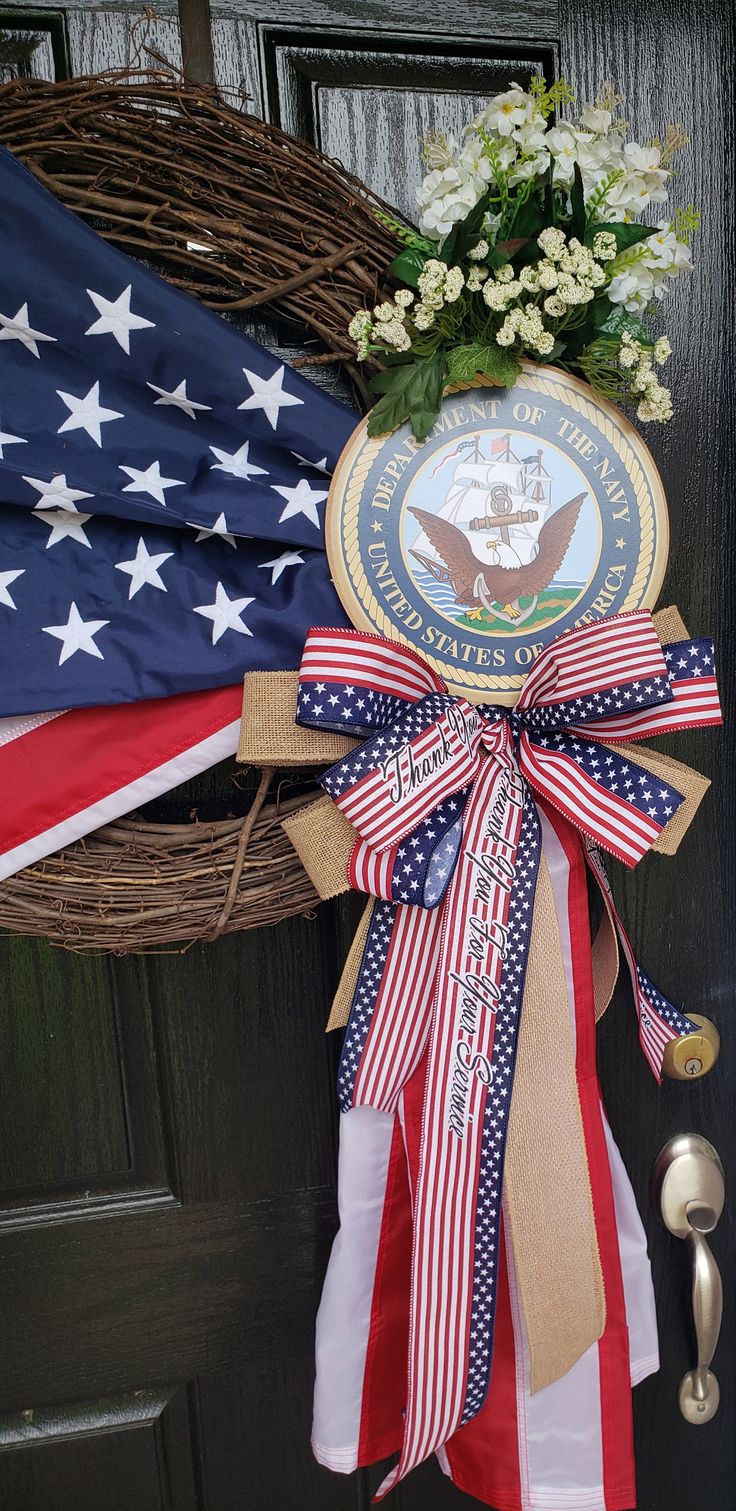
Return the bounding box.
[0,66,402,950]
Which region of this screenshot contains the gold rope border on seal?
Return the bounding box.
[328,366,669,702]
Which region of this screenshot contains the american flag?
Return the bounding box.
[0,144,353,715]
[0,145,355,877]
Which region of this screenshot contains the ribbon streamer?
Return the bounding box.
[293,609,721,1495]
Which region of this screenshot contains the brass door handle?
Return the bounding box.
[651,1133,725,1423]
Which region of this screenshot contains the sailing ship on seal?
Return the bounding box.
[409,435,587,626]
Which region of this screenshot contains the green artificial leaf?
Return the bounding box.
[571,163,586,240]
[446,342,521,387]
[388,246,428,288]
[367,353,414,389]
[543,172,556,228]
[441,194,492,265]
[594,303,651,343]
[584,221,654,252]
[367,350,448,440]
[488,246,509,269]
[535,337,566,364]
[558,322,596,360]
[507,196,544,242]
[494,236,531,259]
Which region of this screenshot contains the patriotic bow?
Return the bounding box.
[296,609,721,1496]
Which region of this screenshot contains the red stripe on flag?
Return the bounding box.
[0,685,243,881]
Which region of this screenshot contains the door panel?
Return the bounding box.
[558,3,736,1506]
[0,1,733,1507]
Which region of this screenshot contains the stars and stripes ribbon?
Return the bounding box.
[295,609,721,1496]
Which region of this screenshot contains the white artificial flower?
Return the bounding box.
[394,288,415,307]
[514,117,548,153]
[373,301,398,322]
[459,133,497,184]
[468,239,490,262]
[509,150,551,185]
[578,104,613,134]
[654,335,672,362]
[576,132,629,211]
[480,85,531,137]
[416,164,481,240]
[467,266,489,291]
[642,223,693,274]
[546,124,579,184]
[623,141,664,174]
[422,131,460,171]
[607,263,656,312]
[482,210,504,243]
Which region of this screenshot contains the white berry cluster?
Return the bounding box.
[478,228,611,352]
[348,288,418,355]
[618,331,673,421]
[496,305,556,355]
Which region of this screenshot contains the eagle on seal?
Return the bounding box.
[409,492,586,622]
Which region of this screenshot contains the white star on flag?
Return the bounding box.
[258,550,304,584]
[0,303,56,359]
[34,508,93,549]
[42,601,109,665]
[85,285,155,354]
[146,379,212,418]
[56,381,124,446]
[238,366,303,430]
[292,451,329,474]
[115,537,174,598]
[193,582,254,643]
[209,440,269,481]
[120,460,185,506]
[194,513,238,548]
[0,568,25,609]
[271,478,328,527]
[23,473,94,510]
[0,429,26,459]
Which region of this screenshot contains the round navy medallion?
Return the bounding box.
[326,366,669,703]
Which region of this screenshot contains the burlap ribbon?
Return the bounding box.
[237,607,709,1394]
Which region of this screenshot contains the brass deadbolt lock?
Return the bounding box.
[662,1015,720,1081]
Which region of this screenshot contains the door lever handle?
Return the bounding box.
[651,1133,725,1423]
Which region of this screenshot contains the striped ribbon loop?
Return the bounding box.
[295,612,721,1495]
